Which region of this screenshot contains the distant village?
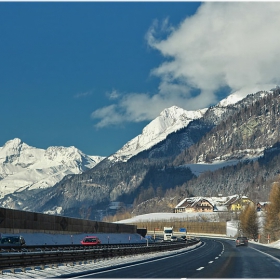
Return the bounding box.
[173,194,268,213]
[108,194,269,217]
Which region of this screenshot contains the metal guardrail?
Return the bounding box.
[0,239,200,274]
[0,243,147,253]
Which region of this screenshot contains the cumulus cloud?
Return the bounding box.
[91,104,124,128]
[92,2,280,127]
[149,2,280,93]
[91,91,173,128]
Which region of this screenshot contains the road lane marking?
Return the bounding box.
[251,247,280,264]
[196,267,204,270]
[208,261,213,263]
[73,243,205,278]
[215,257,219,259]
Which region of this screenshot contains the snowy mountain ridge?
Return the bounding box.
[109,106,207,162]
[0,86,276,208]
[0,138,105,198]
[109,87,274,162]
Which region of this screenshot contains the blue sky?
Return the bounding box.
[1,2,279,157]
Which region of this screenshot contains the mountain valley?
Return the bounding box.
[1,87,280,220]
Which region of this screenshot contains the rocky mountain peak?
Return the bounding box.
[1,138,24,156]
[109,106,207,162]
[0,139,105,198]
[44,146,81,162]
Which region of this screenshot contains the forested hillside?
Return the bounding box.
[1,89,280,220]
[133,89,280,215]
[174,89,280,165]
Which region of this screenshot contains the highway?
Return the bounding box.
[69,238,280,278]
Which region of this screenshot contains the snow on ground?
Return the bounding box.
[226,220,239,238]
[118,211,237,238]
[1,211,280,278]
[0,212,234,247]
[0,241,202,279]
[0,211,274,247]
[182,160,240,176]
[117,211,223,223]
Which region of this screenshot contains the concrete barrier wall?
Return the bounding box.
[0,207,136,235]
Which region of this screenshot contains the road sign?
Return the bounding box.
[179,228,186,232]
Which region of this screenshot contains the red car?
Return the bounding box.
[80,236,101,245]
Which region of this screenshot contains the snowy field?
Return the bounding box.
[118,211,227,223]
[118,211,239,237]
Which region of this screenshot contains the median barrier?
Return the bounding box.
[0,238,201,274]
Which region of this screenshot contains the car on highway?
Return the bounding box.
[170,236,177,242]
[0,235,26,246]
[236,236,248,247]
[180,235,187,241]
[80,236,101,245]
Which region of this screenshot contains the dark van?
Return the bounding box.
[236,236,248,247]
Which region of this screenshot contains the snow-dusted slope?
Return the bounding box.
[217,85,274,107]
[108,106,207,162]
[0,87,276,199]
[0,138,104,198]
[109,87,275,163]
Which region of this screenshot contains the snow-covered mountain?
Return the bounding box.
[109,87,275,163]
[1,88,274,199]
[108,106,207,162]
[1,86,278,218]
[0,138,105,198]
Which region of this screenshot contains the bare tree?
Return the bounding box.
[240,203,258,239]
[265,178,280,241]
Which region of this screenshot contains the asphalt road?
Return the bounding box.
[69,238,280,278]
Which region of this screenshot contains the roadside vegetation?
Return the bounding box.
[265,176,280,242]
[239,204,258,240]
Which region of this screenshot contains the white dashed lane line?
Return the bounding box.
[196,241,224,271]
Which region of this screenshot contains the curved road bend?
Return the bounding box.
[67,238,280,278]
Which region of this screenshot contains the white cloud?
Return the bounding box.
[92,2,280,127]
[91,92,174,128]
[91,105,125,128]
[74,90,92,99]
[150,2,280,93]
[106,89,120,100]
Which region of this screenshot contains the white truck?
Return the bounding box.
[163,226,173,241]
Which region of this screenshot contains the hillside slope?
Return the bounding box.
[1,88,279,219]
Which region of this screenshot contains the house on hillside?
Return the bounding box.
[174,194,258,213]
[174,197,214,213]
[224,195,254,211]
